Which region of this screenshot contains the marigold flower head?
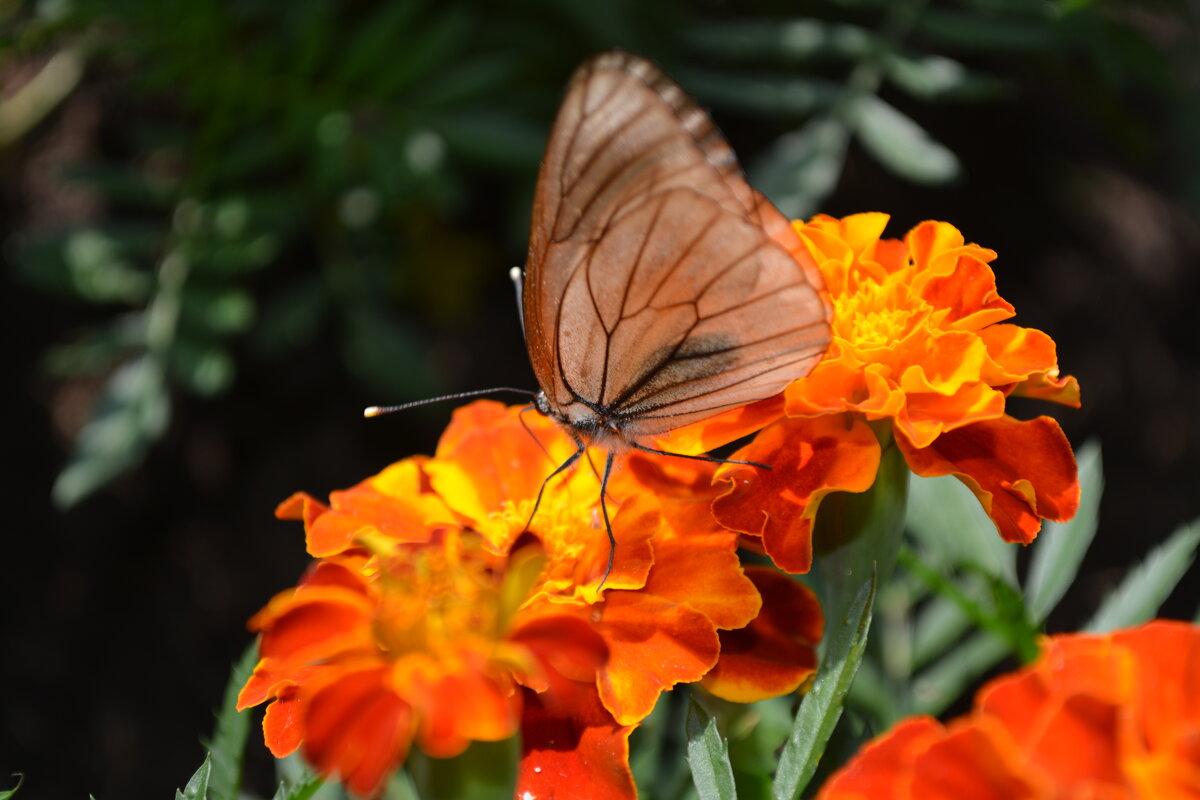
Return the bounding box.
[240,400,823,798]
[815,620,1200,800]
[661,213,1081,573]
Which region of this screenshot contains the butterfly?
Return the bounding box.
[518,51,832,583]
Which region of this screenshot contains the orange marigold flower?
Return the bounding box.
[660,213,1081,572]
[240,400,823,798]
[815,620,1200,800]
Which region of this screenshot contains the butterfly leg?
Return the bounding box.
[598,450,617,589]
[525,436,586,532]
[630,441,771,470]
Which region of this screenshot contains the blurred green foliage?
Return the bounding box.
[0,0,1185,505]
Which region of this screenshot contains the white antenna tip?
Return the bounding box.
[363,406,383,418]
[509,266,522,283]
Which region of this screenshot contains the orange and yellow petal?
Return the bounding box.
[897,415,1078,544]
[702,567,822,703]
[712,415,881,573]
[816,621,1200,800]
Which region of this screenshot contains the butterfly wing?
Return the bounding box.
[524,52,830,439]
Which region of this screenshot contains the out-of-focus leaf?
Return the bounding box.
[727,696,794,782]
[1025,441,1103,622]
[335,1,425,90]
[179,287,256,336]
[684,19,874,62]
[1085,520,1200,633]
[205,642,259,800]
[252,275,332,358]
[845,657,894,727]
[176,755,211,800]
[848,94,961,184]
[773,571,876,800]
[911,589,977,670]
[0,775,22,800]
[680,69,838,117]
[43,313,147,377]
[916,8,1058,53]
[408,738,517,800]
[169,342,235,396]
[434,110,545,172]
[342,305,436,401]
[368,6,469,101]
[751,116,848,219]
[52,355,170,508]
[685,698,737,800]
[911,631,1008,716]
[270,773,324,800]
[906,473,1016,585]
[882,51,1008,101]
[59,228,154,303]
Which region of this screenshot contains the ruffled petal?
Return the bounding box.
[702,567,822,703]
[640,531,760,630]
[897,416,1079,544]
[712,416,881,573]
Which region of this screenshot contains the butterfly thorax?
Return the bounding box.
[534,390,634,451]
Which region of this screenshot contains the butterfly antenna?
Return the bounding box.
[509,267,525,333]
[364,387,537,418]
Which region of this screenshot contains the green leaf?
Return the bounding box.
[408,737,518,800]
[678,69,838,118]
[915,8,1059,53]
[270,773,324,800]
[848,94,961,184]
[684,19,874,62]
[911,631,1009,716]
[1025,442,1103,622]
[752,116,849,233]
[205,642,259,800]
[882,51,1008,101]
[0,775,23,800]
[52,355,170,508]
[176,755,211,800]
[773,572,875,800]
[685,697,738,800]
[1085,520,1200,633]
[906,473,1016,585]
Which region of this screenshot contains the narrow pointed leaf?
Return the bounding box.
[911,631,1009,716]
[269,774,324,800]
[1085,519,1200,632]
[205,641,259,800]
[848,94,961,184]
[773,571,876,800]
[176,755,211,800]
[1025,442,1103,622]
[686,697,737,800]
[0,775,23,800]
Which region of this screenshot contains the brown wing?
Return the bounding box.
[524,51,830,439]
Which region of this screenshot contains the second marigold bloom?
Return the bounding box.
[239,401,823,799]
[816,620,1200,800]
[661,213,1081,573]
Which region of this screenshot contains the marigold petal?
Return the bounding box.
[920,256,1014,330]
[413,669,520,757]
[786,358,906,419]
[640,532,759,630]
[596,592,720,725]
[276,491,329,525]
[649,395,786,455]
[712,416,881,573]
[897,416,1079,544]
[1014,369,1082,408]
[616,454,724,539]
[907,719,1046,800]
[980,324,1061,385]
[519,677,635,800]
[897,383,1007,448]
[816,716,944,800]
[511,614,608,688]
[303,667,413,798]
[702,567,822,703]
[261,684,304,758]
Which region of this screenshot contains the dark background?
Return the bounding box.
[2,1,1198,798]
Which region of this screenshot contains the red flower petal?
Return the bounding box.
[702,567,822,703]
[303,667,413,798]
[908,720,1046,800]
[712,416,881,573]
[640,531,760,631]
[817,716,944,800]
[595,591,720,725]
[897,415,1079,544]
